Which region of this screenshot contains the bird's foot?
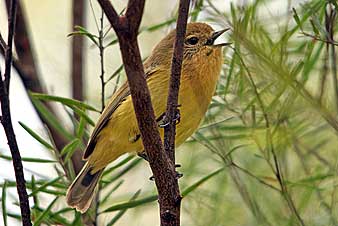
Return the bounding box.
[138,151,148,161]
[175,171,183,179]
[174,164,183,179]
[158,106,181,128]
[149,164,183,181]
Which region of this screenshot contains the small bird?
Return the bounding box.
[66,22,229,213]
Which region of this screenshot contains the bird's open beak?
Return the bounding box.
[206,28,231,46]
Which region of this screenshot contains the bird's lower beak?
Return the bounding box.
[206,28,231,46]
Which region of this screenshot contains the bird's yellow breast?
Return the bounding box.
[88,47,222,172]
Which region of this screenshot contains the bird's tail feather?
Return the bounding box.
[66,163,104,213]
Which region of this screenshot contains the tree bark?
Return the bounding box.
[97,0,190,225]
[70,0,86,175]
[164,0,190,164]
[71,0,85,102]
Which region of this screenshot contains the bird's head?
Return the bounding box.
[145,22,230,71]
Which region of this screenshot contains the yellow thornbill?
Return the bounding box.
[66,22,230,213]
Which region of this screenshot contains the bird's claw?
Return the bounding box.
[149,163,183,181]
[174,109,181,125]
[138,151,148,161]
[158,108,181,128]
[158,119,170,128]
[149,172,183,181]
[175,172,183,179]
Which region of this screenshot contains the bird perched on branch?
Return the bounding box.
[66,22,230,213]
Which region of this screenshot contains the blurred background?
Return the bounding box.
[1,0,338,225]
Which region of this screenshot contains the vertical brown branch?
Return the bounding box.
[97,0,184,225]
[70,0,87,175]
[71,0,85,101]
[3,0,17,92]
[0,0,32,225]
[164,0,190,162]
[5,0,40,93]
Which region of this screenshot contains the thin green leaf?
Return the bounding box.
[142,10,198,32]
[145,18,176,32]
[100,180,124,205]
[182,167,224,197]
[105,38,118,47]
[2,180,7,226]
[309,19,320,35]
[68,25,99,46]
[0,154,56,163]
[72,106,95,126]
[31,176,39,208]
[224,144,250,158]
[101,195,157,213]
[50,207,73,216]
[102,168,224,213]
[33,206,70,225]
[19,122,54,150]
[292,8,302,28]
[102,155,135,177]
[106,64,124,83]
[63,139,81,163]
[76,116,86,138]
[107,158,142,183]
[72,211,82,225]
[29,176,63,197]
[311,14,327,37]
[0,180,64,189]
[33,197,59,226]
[30,98,73,140]
[30,92,100,112]
[106,190,141,226]
[224,52,237,95]
[291,61,304,77]
[60,139,80,155]
[6,212,21,220]
[289,173,334,186]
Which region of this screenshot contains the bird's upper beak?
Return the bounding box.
[206,28,231,46]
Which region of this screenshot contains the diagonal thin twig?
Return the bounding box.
[0,0,32,225]
[4,0,17,92]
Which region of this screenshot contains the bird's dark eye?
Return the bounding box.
[186,36,199,45]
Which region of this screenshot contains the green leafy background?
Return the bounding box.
[1,0,338,225]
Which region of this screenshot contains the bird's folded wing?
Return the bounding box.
[83,66,159,159]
